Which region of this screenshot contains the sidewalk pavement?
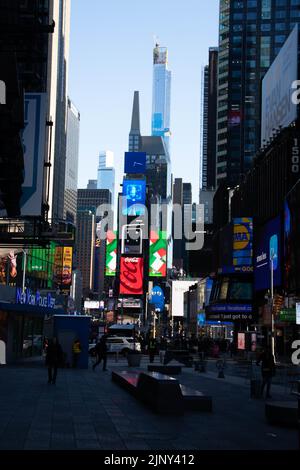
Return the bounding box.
[0,356,298,450]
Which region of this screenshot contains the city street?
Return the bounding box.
[0,357,297,451]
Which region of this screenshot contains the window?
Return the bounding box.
[262,0,272,19]
[275,23,286,30]
[261,23,271,31]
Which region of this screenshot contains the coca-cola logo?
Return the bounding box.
[120,257,143,295]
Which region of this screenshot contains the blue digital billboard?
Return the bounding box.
[254,216,282,291]
[124,152,146,175]
[122,179,146,216]
[150,286,165,313]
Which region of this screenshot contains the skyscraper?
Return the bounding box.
[76,188,111,295]
[128,92,172,267]
[152,44,172,151]
[49,0,71,221]
[200,47,218,192]
[64,97,80,225]
[97,150,115,206]
[216,0,300,187]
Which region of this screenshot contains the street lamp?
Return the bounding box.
[270,248,277,359]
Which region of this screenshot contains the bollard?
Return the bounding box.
[216,358,226,379]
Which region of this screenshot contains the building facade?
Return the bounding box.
[216,0,300,187]
[201,47,218,192]
[76,188,111,295]
[64,97,80,225]
[97,150,115,207]
[152,45,172,152]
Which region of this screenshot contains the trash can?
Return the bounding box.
[250,379,262,399]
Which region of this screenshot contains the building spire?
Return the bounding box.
[130,91,140,136]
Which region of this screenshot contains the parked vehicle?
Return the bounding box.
[88,336,141,356]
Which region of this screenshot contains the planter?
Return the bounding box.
[127,352,142,367]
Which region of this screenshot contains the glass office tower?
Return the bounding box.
[217,0,300,187]
[97,151,115,207]
[152,45,172,152]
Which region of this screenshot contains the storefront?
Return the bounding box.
[0,288,64,364]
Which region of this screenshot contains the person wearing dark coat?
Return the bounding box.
[256,348,276,399]
[92,335,108,371]
[46,337,63,384]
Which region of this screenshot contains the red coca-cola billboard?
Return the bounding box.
[120,257,144,295]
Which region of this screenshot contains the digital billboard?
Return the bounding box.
[62,247,73,287]
[171,281,198,317]
[261,25,298,146]
[53,246,63,286]
[119,257,144,295]
[0,93,47,217]
[124,152,146,174]
[105,230,117,277]
[149,230,167,277]
[254,216,282,291]
[122,180,146,216]
[233,218,253,271]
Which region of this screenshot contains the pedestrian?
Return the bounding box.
[92,334,108,371]
[256,348,276,399]
[148,335,157,363]
[46,337,63,384]
[72,338,81,368]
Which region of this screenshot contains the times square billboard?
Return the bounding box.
[119,257,144,295]
[261,25,298,146]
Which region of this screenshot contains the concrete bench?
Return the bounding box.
[147,364,182,375]
[265,401,298,428]
[112,370,212,415]
[180,384,213,412]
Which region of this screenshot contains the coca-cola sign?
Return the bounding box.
[120,257,144,295]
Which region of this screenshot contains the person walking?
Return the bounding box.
[46,337,63,384]
[148,335,157,363]
[256,348,276,399]
[92,334,108,371]
[72,339,81,368]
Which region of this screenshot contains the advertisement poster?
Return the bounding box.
[254,216,282,291]
[119,257,144,295]
[0,93,47,217]
[233,218,253,271]
[53,246,63,286]
[105,230,117,276]
[149,230,167,277]
[62,247,73,287]
[238,333,246,351]
[122,180,146,216]
[261,25,298,146]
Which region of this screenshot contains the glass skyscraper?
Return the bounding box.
[216,0,300,187]
[152,45,172,152]
[97,150,115,207]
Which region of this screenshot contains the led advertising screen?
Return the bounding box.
[61,247,72,287]
[122,180,146,216]
[261,25,298,146]
[254,216,282,291]
[124,152,146,174]
[233,218,253,271]
[105,230,117,277]
[149,230,167,277]
[119,257,144,295]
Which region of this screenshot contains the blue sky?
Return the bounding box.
[69,0,219,203]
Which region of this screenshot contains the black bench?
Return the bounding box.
[147,364,182,375]
[112,371,212,414]
[265,401,298,428]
